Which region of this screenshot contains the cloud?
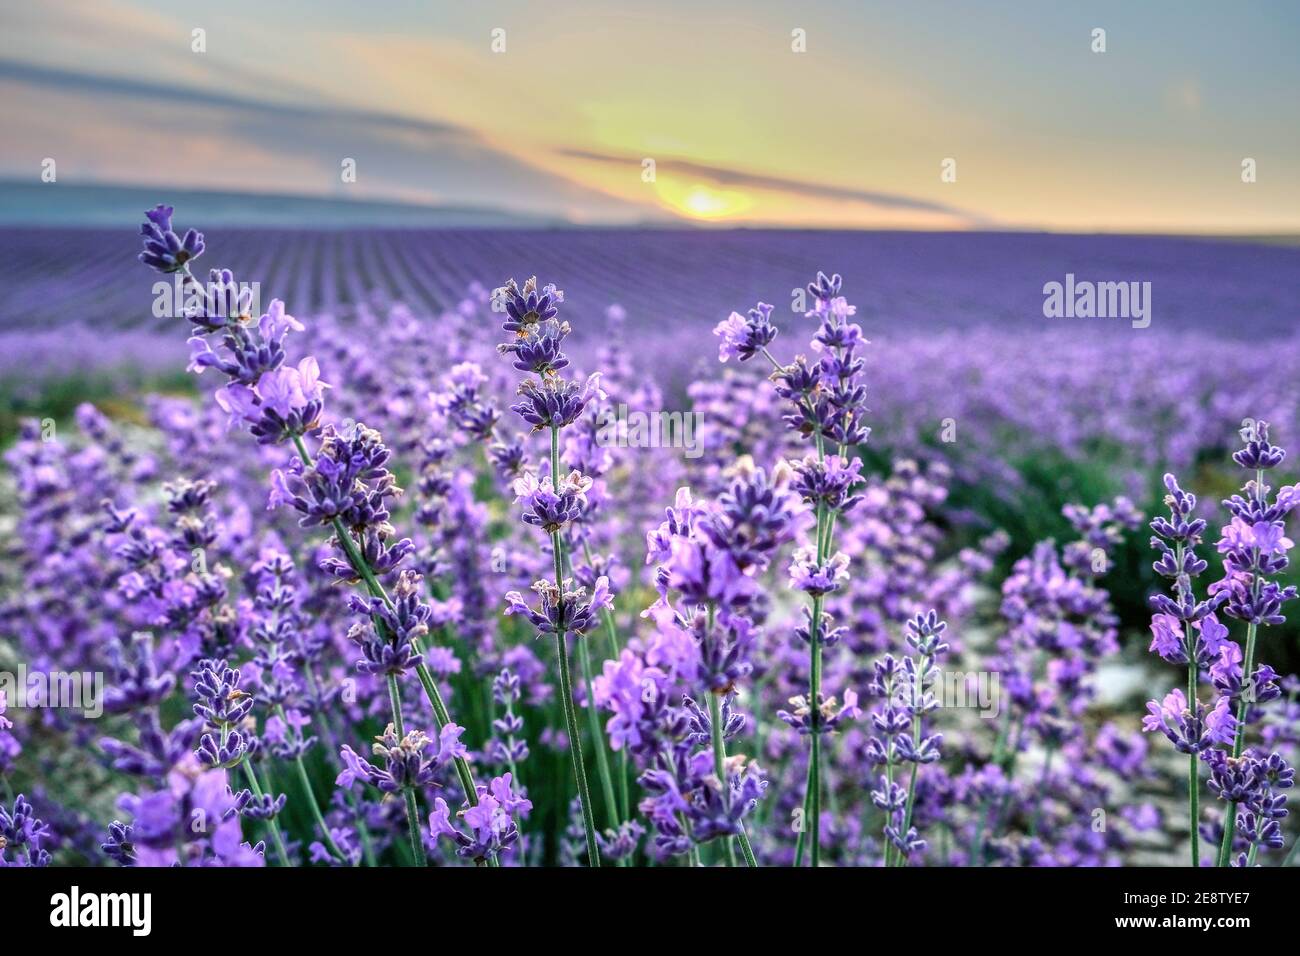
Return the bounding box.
[0,58,468,140]
[558,147,990,223]
[0,58,651,221]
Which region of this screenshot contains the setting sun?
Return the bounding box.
[658,181,753,220]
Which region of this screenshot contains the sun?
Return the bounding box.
[657,181,753,221]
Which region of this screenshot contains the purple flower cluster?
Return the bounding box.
[1143,421,1298,866]
[1,794,52,867]
[866,610,949,863]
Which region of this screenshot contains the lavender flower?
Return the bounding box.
[714,302,778,363]
[714,271,871,867]
[866,610,949,865]
[191,658,254,769]
[0,794,52,867]
[133,204,491,867]
[339,723,465,795]
[1206,421,1298,866]
[495,275,607,865]
[429,773,532,865]
[137,204,204,274]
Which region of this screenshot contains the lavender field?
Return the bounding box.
[6,226,1299,337]
[2,211,1299,873]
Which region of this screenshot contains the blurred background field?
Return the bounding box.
[7,208,1300,673]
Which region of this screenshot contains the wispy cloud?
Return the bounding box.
[0,58,467,140]
[0,57,649,221]
[558,147,990,223]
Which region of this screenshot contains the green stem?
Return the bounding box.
[549,424,601,866]
[805,430,834,869]
[386,673,427,867]
[686,828,702,867]
[893,657,929,866]
[345,784,379,868]
[305,672,378,867]
[737,822,759,867]
[1026,747,1056,840]
[1188,712,1200,865]
[809,638,823,867]
[1283,834,1300,867]
[583,538,631,824]
[794,753,813,865]
[578,631,621,831]
[1217,468,1267,866]
[492,694,524,787]
[555,627,601,866]
[275,705,350,864]
[1218,623,1260,867]
[242,761,290,866]
[880,671,897,867]
[1170,539,1201,867]
[707,688,739,867]
[762,344,830,869]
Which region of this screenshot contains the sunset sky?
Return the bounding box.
[2,0,1298,231]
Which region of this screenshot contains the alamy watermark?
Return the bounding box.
[1042,273,1151,329]
[594,403,704,459]
[925,669,1002,719]
[881,669,1002,719]
[1,665,104,719]
[152,273,261,321]
[50,886,151,936]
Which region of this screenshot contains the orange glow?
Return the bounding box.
[663,183,752,220]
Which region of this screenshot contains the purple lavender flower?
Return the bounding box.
[1205,421,1298,866]
[1205,749,1293,863]
[346,571,429,675]
[494,275,613,865]
[1146,471,1223,864]
[191,658,254,769]
[339,723,466,795]
[137,204,204,274]
[429,772,532,864]
[131,204,494,867]
[112,757,265,867]
[714,302,778,363]
[488,669,530,769]
[777,688,861,735]
[0,794,52,867]
[504,576,613,638]
[863,611,951,864]
[1142,688,1237,754]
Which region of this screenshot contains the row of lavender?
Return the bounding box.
[7,227,1298,337]
[0,207,1296,866]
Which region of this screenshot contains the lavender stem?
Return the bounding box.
[274,704,350,865]
[241,761,290,866]
[1217,467,1265,867]
[386,673,427,867]
[550,425,601,866]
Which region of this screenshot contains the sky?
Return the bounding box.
[2,0,1298,231]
